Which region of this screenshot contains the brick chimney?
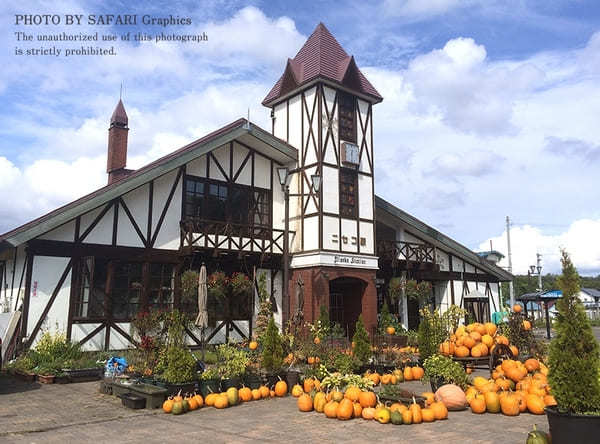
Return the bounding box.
[107,99,130,184]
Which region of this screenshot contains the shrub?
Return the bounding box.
[157,347,197,384]
[261,316,283,373]
[352,315,371,365]
[216,344,249,379]
[423,354,468,390]
[378,302,403,335]
[254,273,272,339]
[330,352,359,375]
[548,250,600,414]
[417,307,448,361]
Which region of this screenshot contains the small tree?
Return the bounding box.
[548,250,600,413]
[352,315,371,365]
[417,307,448,361]
[316,304,331,338]
[261,316,284,374]
[254,273,272,338]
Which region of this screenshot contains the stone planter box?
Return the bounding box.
[38,374,55,384]
[110,381,168,409]
[62,367,103,383]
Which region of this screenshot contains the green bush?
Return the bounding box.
[423,354,468,390]
[330,352,359,375]
[548,250,600,414]
[216,344,249,379]
[352,315,371,365]
[261,316,283,373]
[417,307,448,361]
[378,303,404,335]
[156,347,196,384]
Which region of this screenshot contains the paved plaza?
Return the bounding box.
[0,370,550,444]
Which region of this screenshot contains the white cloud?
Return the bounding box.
[430,150,505,177]
[383,0,468,18]
[479,219,600,276]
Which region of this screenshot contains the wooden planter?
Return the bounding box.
[14,370,36,382]
[62,367,103,383]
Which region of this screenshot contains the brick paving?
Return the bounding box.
[0,372,549,443]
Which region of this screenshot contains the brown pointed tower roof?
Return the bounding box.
[110,99,128,127]
[262,23,382,106]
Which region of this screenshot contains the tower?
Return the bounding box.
[107,99,129,184]
[263,23,383,334]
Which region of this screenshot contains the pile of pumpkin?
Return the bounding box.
[162,381,289,414]
[465,358,555,416]
[364,366,424,385]
[439,322,519,359]
[294,382,454,425]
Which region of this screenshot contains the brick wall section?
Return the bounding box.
[107,126,128,174]
[288,266,377,336]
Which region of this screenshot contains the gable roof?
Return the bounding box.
[375,195,513,281]
[0,119,297,248]
[263,23,382,106]
[582,288,600,298]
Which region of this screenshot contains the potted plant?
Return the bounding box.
[216,344,249,389]
[261,316,285,387]
[154,346,197,396]
[423,354,468,392]
[546,250,600,443]
[198,367,221,397]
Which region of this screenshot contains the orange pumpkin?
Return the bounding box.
[522,320,532,331]
[291,384,303,397]
[205,393,217,406]
[162,398,174,413]
[298,393,313,412]
[484,392,501,413]
[213,394,229,409]
[421,408,435,422]
[270,390,276,398]
[401,409,413,424]
[411,366,424,380]
[314,337,321,345]
[390,402,407,413]
[463,336,476,349]
[274,380,287,397]
[358,391,377,408]
[368,373,381,385]
[500,392,520,416]
[307,356,315,365]
[353,402,363,418]
[455,345,470,357]
[361,407,376,420]
[337,398,354,420]
[510,345,519,357]
[526,395,546,414]
[303,378,315,393]
[410,399,422,424]
[440,340,455,356]
[430,401,448,420]
[469,396,487,414]
[324,401,339,418]
[249,340,258,350]
[259,385,270,398]
[421,392,435,406]
[381,374,392,385]
[344,386,361,402]
[239,387,252,402]
[314,392,327,412]
[186,396,198,411]
[386,326,396,335]
[331,390,344,402]
[435,384,467,411]
[403,367,413,381]
[496,335,509,346]
[251,389,261,400]
[524,358,540,373]
[513,304,522,313]
[544,395,557,407]
[484,322,497,336]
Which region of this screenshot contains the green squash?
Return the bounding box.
[390,410,403,425]
[182,399,189,412]
[172,401,184,415]
[526,424,551,444]
[226,387,239,406]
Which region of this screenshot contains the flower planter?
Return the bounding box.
[14,370,36,382]
[221,377,241,390]
[199,378,221,397]
[38,374,55,384]
[286,370,300,390]
[243,373,261,390]
[62,367,103,383]
[546,406,600,444]
[154,380,197,397]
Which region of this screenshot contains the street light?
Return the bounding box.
[277,166,320,323]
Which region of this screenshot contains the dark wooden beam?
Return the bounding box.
[151,167,183,247]
[77,323,105,347]
[79,201,114,243]
[20,251,34,346]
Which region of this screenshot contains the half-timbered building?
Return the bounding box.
[0,23,511,355]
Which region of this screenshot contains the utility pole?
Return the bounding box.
[506,216,514,308]
[536,253,543,291]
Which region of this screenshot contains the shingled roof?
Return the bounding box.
[262,23,382,106]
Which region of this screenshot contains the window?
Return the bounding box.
[74,257,107,319]
[338,92,356,143]
[111,262,143,320]
[340,169,358,218]
[184,176,271,229]
[149,264,174,310]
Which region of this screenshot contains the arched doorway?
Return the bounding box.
[329,277,366,338]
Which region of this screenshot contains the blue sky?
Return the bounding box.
[1,0,600,275]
